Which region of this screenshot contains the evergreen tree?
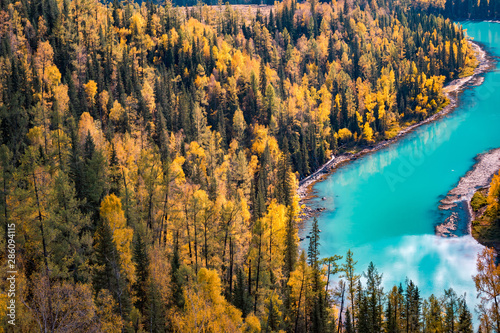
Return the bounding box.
[233,266,252,317]
[132,232,150,314]
[93,220,131,326]
[457,298,473,333]
[341,250,360,328]
[356,281,369,333]
[170,233,184,309]
[345,308,353,333]
[365,262,383,332]
[444,288,459,333]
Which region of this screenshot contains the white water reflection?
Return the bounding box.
[374,235,482,303]
[318,233,483,309]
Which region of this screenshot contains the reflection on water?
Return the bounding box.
[376,235,482,304]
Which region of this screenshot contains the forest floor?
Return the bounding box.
[298,40,494,222]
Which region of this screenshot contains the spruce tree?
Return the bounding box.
[170,233,184,309]
[457,298,473,333]
[444,288,459,333]
[93,220,131,325]
[132,232,150,314]
[308,218,326,333]
[345,308,353,333]
[341,250,360,328]
[233,266,251,317]
[365,262,383,332]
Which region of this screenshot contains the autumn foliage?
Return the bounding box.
[0,0,480,331]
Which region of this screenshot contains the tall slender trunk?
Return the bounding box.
[495,296,500,333]
[184,204,192,264]
[160,177,170,246]
[294,269,306,333]
[147,191,153,230]
[325,263,331,303]
[121,168,130,224]
[222,208,236,269]
[229,237,234,296]
[269,215,273,273]
[254,222,263,312]
[203,216,208,268]
[33,171,54,332]
[193,208,198,275]
[147,164,155,232]
[338,281,345,333]
[248,259,252,296]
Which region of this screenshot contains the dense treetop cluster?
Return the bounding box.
[0,0,488,331]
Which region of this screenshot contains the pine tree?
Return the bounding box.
[308,218,326,333]
[386,298,397,333]
[403,280,421,333]
[345,308,353,333]
[457,298,473,333]
[356,282,369,333]
[365,262,383,332]
[233,266,251,317]
[341,250,360,328]
[93,220,131,325]
[132,232,150,314]
[170,233,184,309]
[444,288,459,333]
[144,280,166,333]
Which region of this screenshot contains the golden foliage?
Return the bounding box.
[100,194,135,283]
[175,268,244,332]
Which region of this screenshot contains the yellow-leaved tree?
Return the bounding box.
[100,194,135,283]
[487,171,500,213]
[174,268,245,332]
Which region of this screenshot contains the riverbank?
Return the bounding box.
[437,148,500,237]
[298,40,493,219]
[470,182,500,252]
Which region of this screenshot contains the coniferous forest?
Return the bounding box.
[0,0,499,331]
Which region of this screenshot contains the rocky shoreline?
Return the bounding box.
[298,40,494,220]
[437,148,500,237]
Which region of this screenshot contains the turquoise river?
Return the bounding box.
[304,21,500,318]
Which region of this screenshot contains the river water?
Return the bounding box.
[305,22,500,317]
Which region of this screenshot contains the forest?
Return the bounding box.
[415,0,500,20]
[0,0,497,331]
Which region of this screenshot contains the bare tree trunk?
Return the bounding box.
[338,281,345,333]
[495,296,500,333]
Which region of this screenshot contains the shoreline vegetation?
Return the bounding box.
[438,148,500,238]
[469,171,500,252]
[298,39,494,222]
